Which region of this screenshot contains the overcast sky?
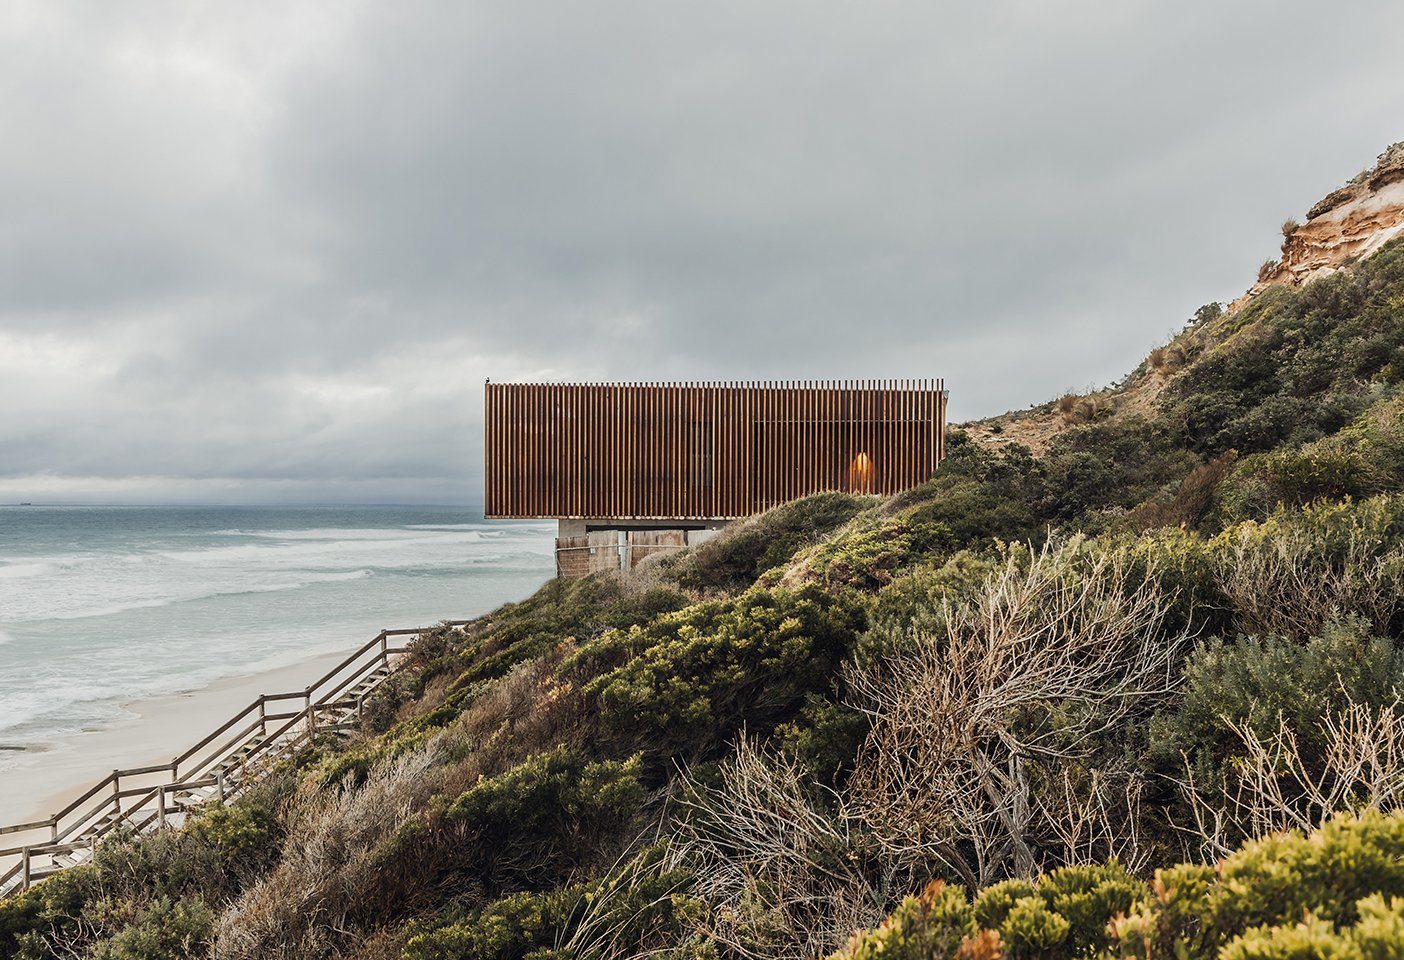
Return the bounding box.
[1,2,1402,504]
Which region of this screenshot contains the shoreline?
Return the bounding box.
[0,648,351,826]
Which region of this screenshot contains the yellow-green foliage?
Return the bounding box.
[1113,810,1404,959]
[835,865,1144,960]
[574,583,867,760]
[967,865,1144,960]
[838,813,1404,960]
[666,492,872,591]
[402,845,693,960]
[1219,392,1404,522]
[442,747,646,891]
[833,881,976,960]
[787,514,950,589]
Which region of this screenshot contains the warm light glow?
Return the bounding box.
[848,451,874,493]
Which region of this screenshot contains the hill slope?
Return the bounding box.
[4,146,1404,960]
[966,140,1404,457]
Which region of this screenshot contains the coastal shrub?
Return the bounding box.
[1219,447,1385,521]
[183,782,288,882]
[89,895,216,960]
[212,744,456,959]
[443,747,646,892]
[0,866,97,959]
[1111,810,1404,958]
[1131,450,1238,532]
[898,435,1048,549]
[666,492,870,591]
[402,845,691,960]
[833,812,1404,960]
[790,514,950,590]
[1150,617,1404,787]
[573,584,867,762]
[773,694,868,786]
[1042,418,1199,521]
[831,880,976,960]
[455,578,689,688]
[1164,238,1404,460]
[1211,495,1404,639]
[1217,394,1404,522]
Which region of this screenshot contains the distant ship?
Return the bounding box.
[18,502,32,506]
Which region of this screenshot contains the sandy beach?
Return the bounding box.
[0,649,351,826]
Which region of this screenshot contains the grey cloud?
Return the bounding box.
[2,1,1403,502]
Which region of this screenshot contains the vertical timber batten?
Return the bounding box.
[483,379,945,520]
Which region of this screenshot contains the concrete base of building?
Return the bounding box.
[554,518,731,579]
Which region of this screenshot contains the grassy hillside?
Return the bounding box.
[5,240,1404,959]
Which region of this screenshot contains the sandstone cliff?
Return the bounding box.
[1243,141,1404,303]
[965,141,1404,454]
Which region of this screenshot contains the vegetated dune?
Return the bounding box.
[6,146,1404,960]
[966,140,1404,457]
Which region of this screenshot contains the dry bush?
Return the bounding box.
[1177,695,1404,860]
[1056,393,1079,423]
[1147,346,1168,372]
[669,739,891,960]
[403,622,460,667]
[1258,258,1280,281]
[213,741,458,960]
[847,541,1193,887]
[1131,450,1238,531]
[1216,519,1404,639]
[458,642,590,778]
[1282,217,1301,236]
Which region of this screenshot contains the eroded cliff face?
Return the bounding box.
[965,140,1404,454]
[1242,141,1404,302]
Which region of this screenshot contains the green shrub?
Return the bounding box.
[1000,897,1071,959]
[403,845,692,960]
[1112,810,1404,958]
[0,866,97,959]
[966,864,1145,960]
[576,584,867,762]
[831,881,976,960]
[839,812,1404,960]
[443,747,646,891]
[90,895,215,960]
[972,879,1038,930]
[402,886,583,960]
[796,514,951,590]
[459,579,690,688]
[1151,617,1404,781]
[1220,447,1387,521]
[772,694,868,786]
[667,492,871,591]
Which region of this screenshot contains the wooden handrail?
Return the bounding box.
[0,622,465,897]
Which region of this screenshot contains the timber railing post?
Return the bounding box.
[0,623,447,892]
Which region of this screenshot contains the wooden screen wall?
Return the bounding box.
[484,380,946,520]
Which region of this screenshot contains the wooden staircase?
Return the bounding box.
[0,625,460,897]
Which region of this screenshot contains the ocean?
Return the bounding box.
[0,505,555,772]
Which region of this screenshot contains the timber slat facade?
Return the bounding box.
[485,380,946,520]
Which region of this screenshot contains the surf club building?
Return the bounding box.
[484,380,947,578]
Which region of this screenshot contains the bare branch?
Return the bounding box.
[847,539,1193,886]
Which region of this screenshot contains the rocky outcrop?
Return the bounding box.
[1241,142,1404,303]
[966,140,1404,453]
